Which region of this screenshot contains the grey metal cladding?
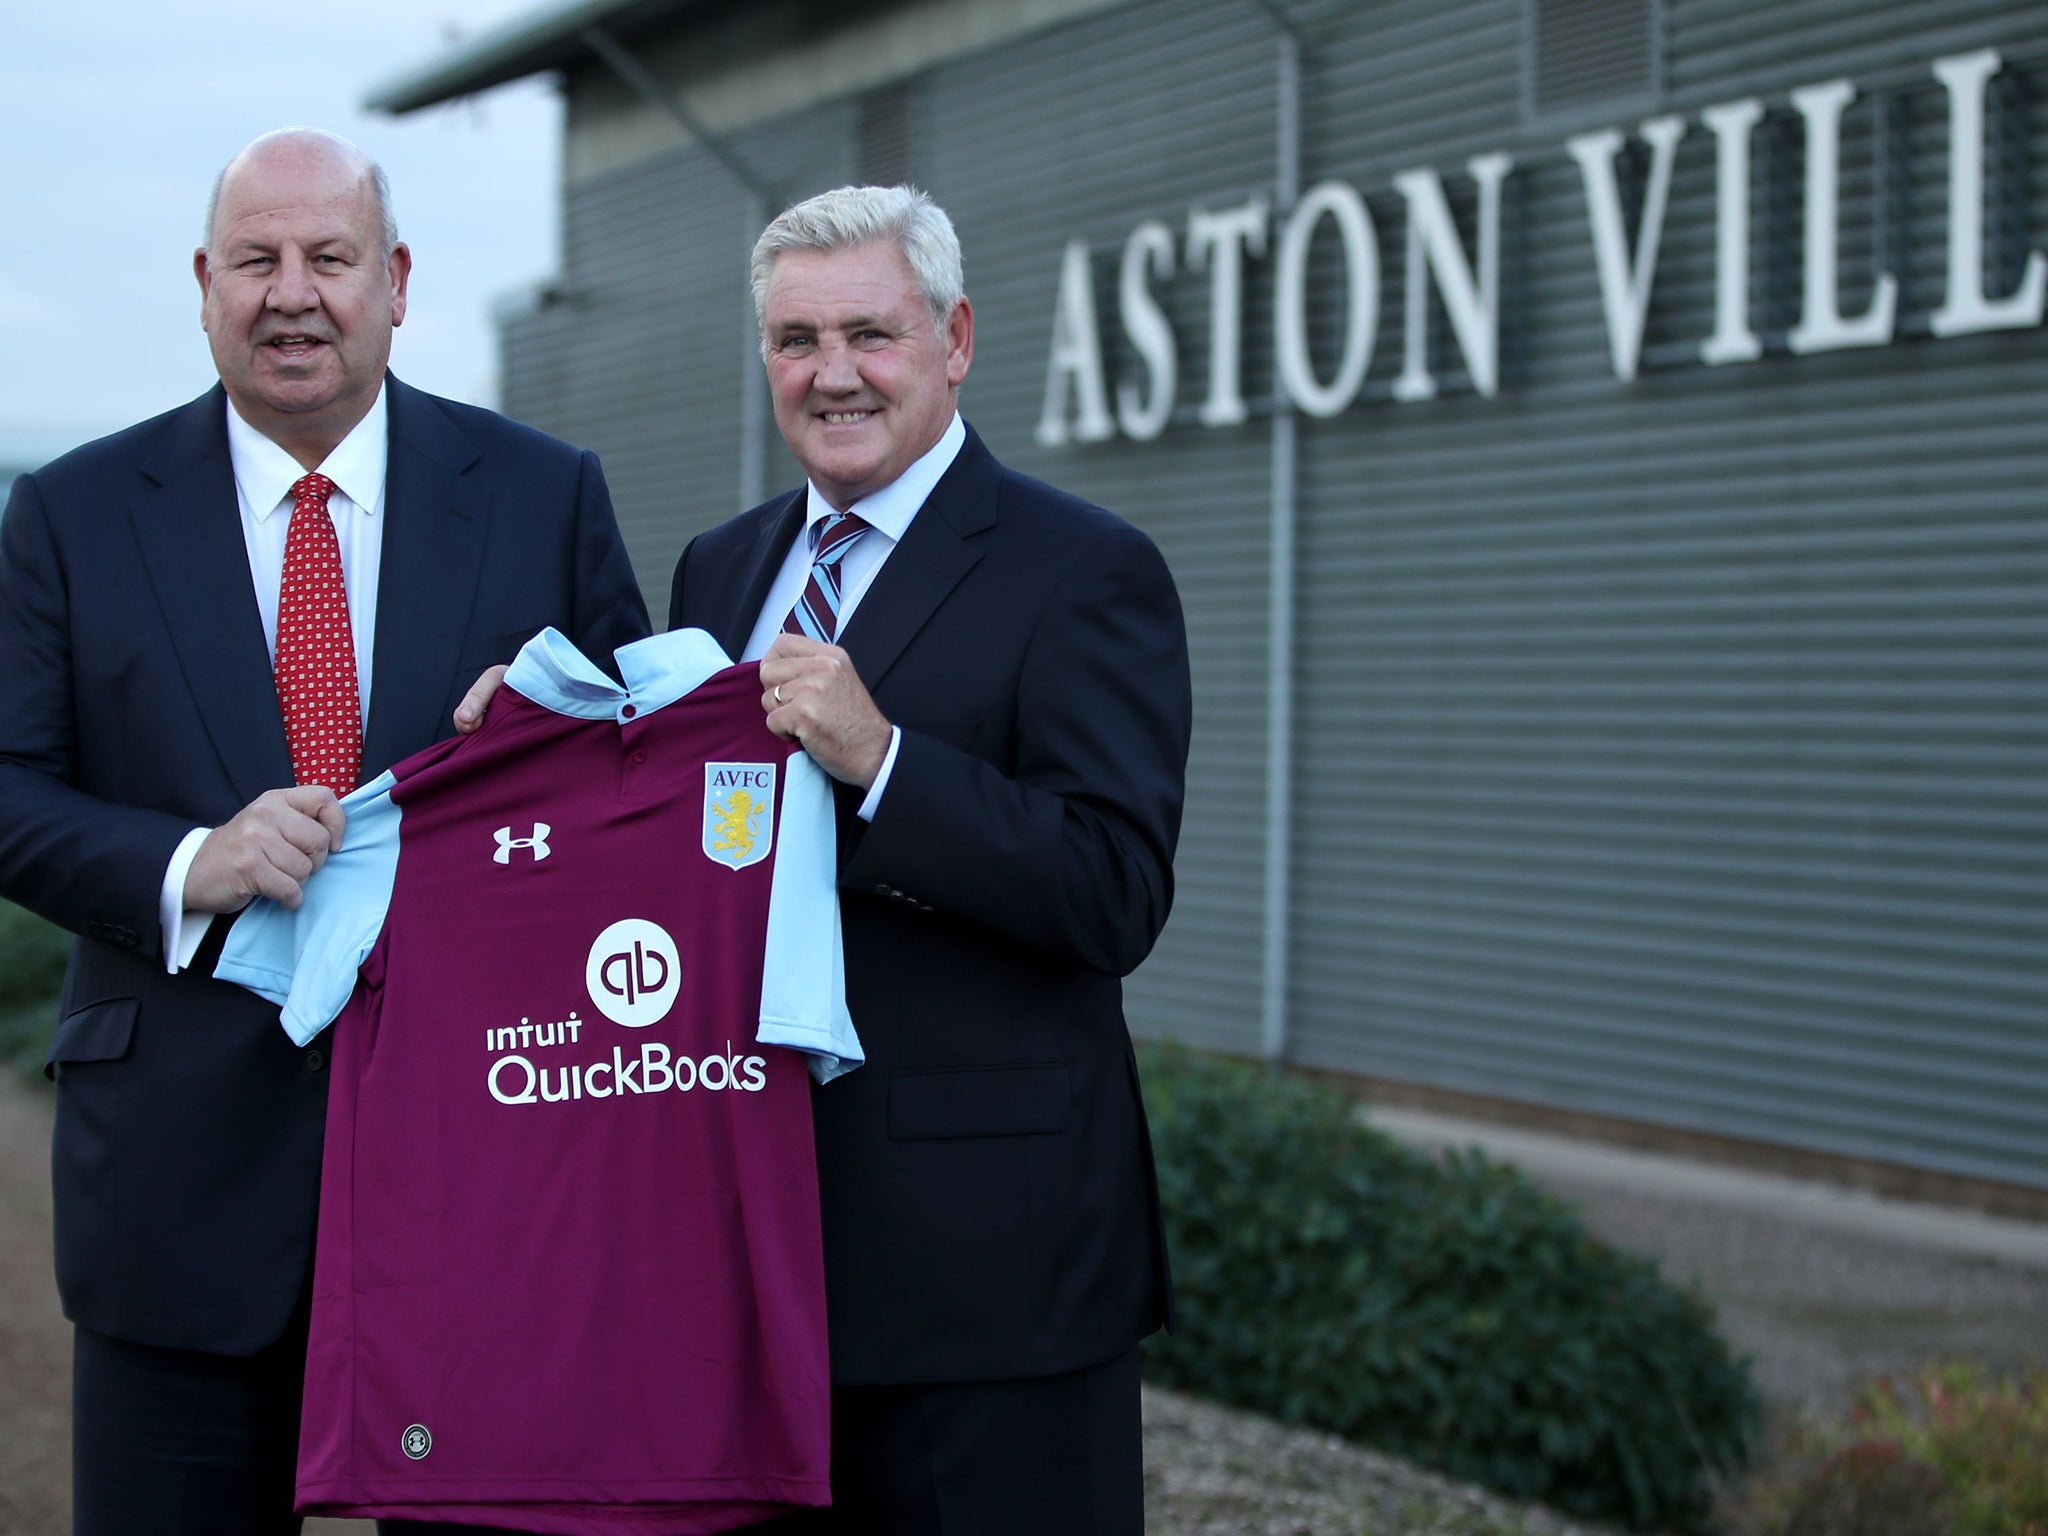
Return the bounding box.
[923,0,1285,1055]
[509,89,859,604]
[859,83,916,189]
[1277,0,2048,1185]
[1528,0,1663,118]
[502,0,2048,1185]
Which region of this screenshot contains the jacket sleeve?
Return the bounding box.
[0,473,189,956]
[842,517,1192,978]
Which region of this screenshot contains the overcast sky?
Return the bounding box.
[2,0,562,466]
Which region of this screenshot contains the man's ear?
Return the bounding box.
[387,242,413,329]
[946,296,974,387]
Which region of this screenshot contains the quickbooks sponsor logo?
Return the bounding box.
[482,918,765,1108]
[585,918,679,1027]
[487,1041,767,1106]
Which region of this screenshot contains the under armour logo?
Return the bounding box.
[494,824,552,863]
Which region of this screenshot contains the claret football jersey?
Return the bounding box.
[218,625,861,1535]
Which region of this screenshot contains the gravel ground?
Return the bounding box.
[1140,1386,1599,1536]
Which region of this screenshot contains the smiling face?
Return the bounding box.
[196,134,410,469]
[760,241,972,510]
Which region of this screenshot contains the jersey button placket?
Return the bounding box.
[619,703,651,801]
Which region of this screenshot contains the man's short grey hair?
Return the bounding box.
[202,128,400,258]
[750,185,964,342]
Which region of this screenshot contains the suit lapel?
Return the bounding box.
[364,377,488,775]
[128,387,292,804]
[838,428,997,693]
[705,491,804,656]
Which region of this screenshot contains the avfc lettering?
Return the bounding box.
[709,766,773,790]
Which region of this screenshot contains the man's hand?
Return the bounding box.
[184,787,347,914]
[759,634,892,788]
[454,664,509,735]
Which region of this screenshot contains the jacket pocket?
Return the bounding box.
[43,995,139,1079]
[888,1063,1070,1140]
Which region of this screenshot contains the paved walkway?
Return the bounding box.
[1371,1107,2048,1411]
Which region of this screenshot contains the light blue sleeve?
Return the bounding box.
[759,752,862,1082]
[213,770,405,1047]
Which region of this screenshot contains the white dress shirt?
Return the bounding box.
[158,387,391,971]
[739,412,965,822]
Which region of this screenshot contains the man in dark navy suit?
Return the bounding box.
[680,186,1192,1535]
[0,127,647,1533]
[455,182,1190,1535]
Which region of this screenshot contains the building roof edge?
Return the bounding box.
[363,0,707,113]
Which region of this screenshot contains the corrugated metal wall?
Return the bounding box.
[925,0,1284,1054]
[1272,0,2048,1188]
[503,106,857,602]
[508,0,2048,1188]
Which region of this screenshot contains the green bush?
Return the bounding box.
[1736,1439,1949,1536]
[1727,1362,2048,1536]
[1137,1043,1758,1533]
[0,898,69,1082]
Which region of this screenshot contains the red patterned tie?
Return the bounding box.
[275,473,361,794]
[783,511,872,641]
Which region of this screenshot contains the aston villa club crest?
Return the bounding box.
[703,762,776,870]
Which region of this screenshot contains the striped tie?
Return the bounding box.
[782,511,872,641]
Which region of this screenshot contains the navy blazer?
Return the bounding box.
[0,376,650,1354]
[668,425,1191,1385]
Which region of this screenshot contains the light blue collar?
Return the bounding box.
[504,627,736,721]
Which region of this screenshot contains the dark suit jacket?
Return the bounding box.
[668,425,1190,1385]
[0,376,650,1355]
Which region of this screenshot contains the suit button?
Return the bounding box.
[873,883,894,897]
[304,1048,327,1074]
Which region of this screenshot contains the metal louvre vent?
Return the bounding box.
[1530,0,1658,116]
[858,83,913,187]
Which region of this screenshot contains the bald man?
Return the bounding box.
[0,128,648,1532]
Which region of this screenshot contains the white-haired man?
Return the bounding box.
[683,184,1190,1534]
[0,127,648,1532]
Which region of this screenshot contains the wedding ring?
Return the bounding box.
[773,683,786,704]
